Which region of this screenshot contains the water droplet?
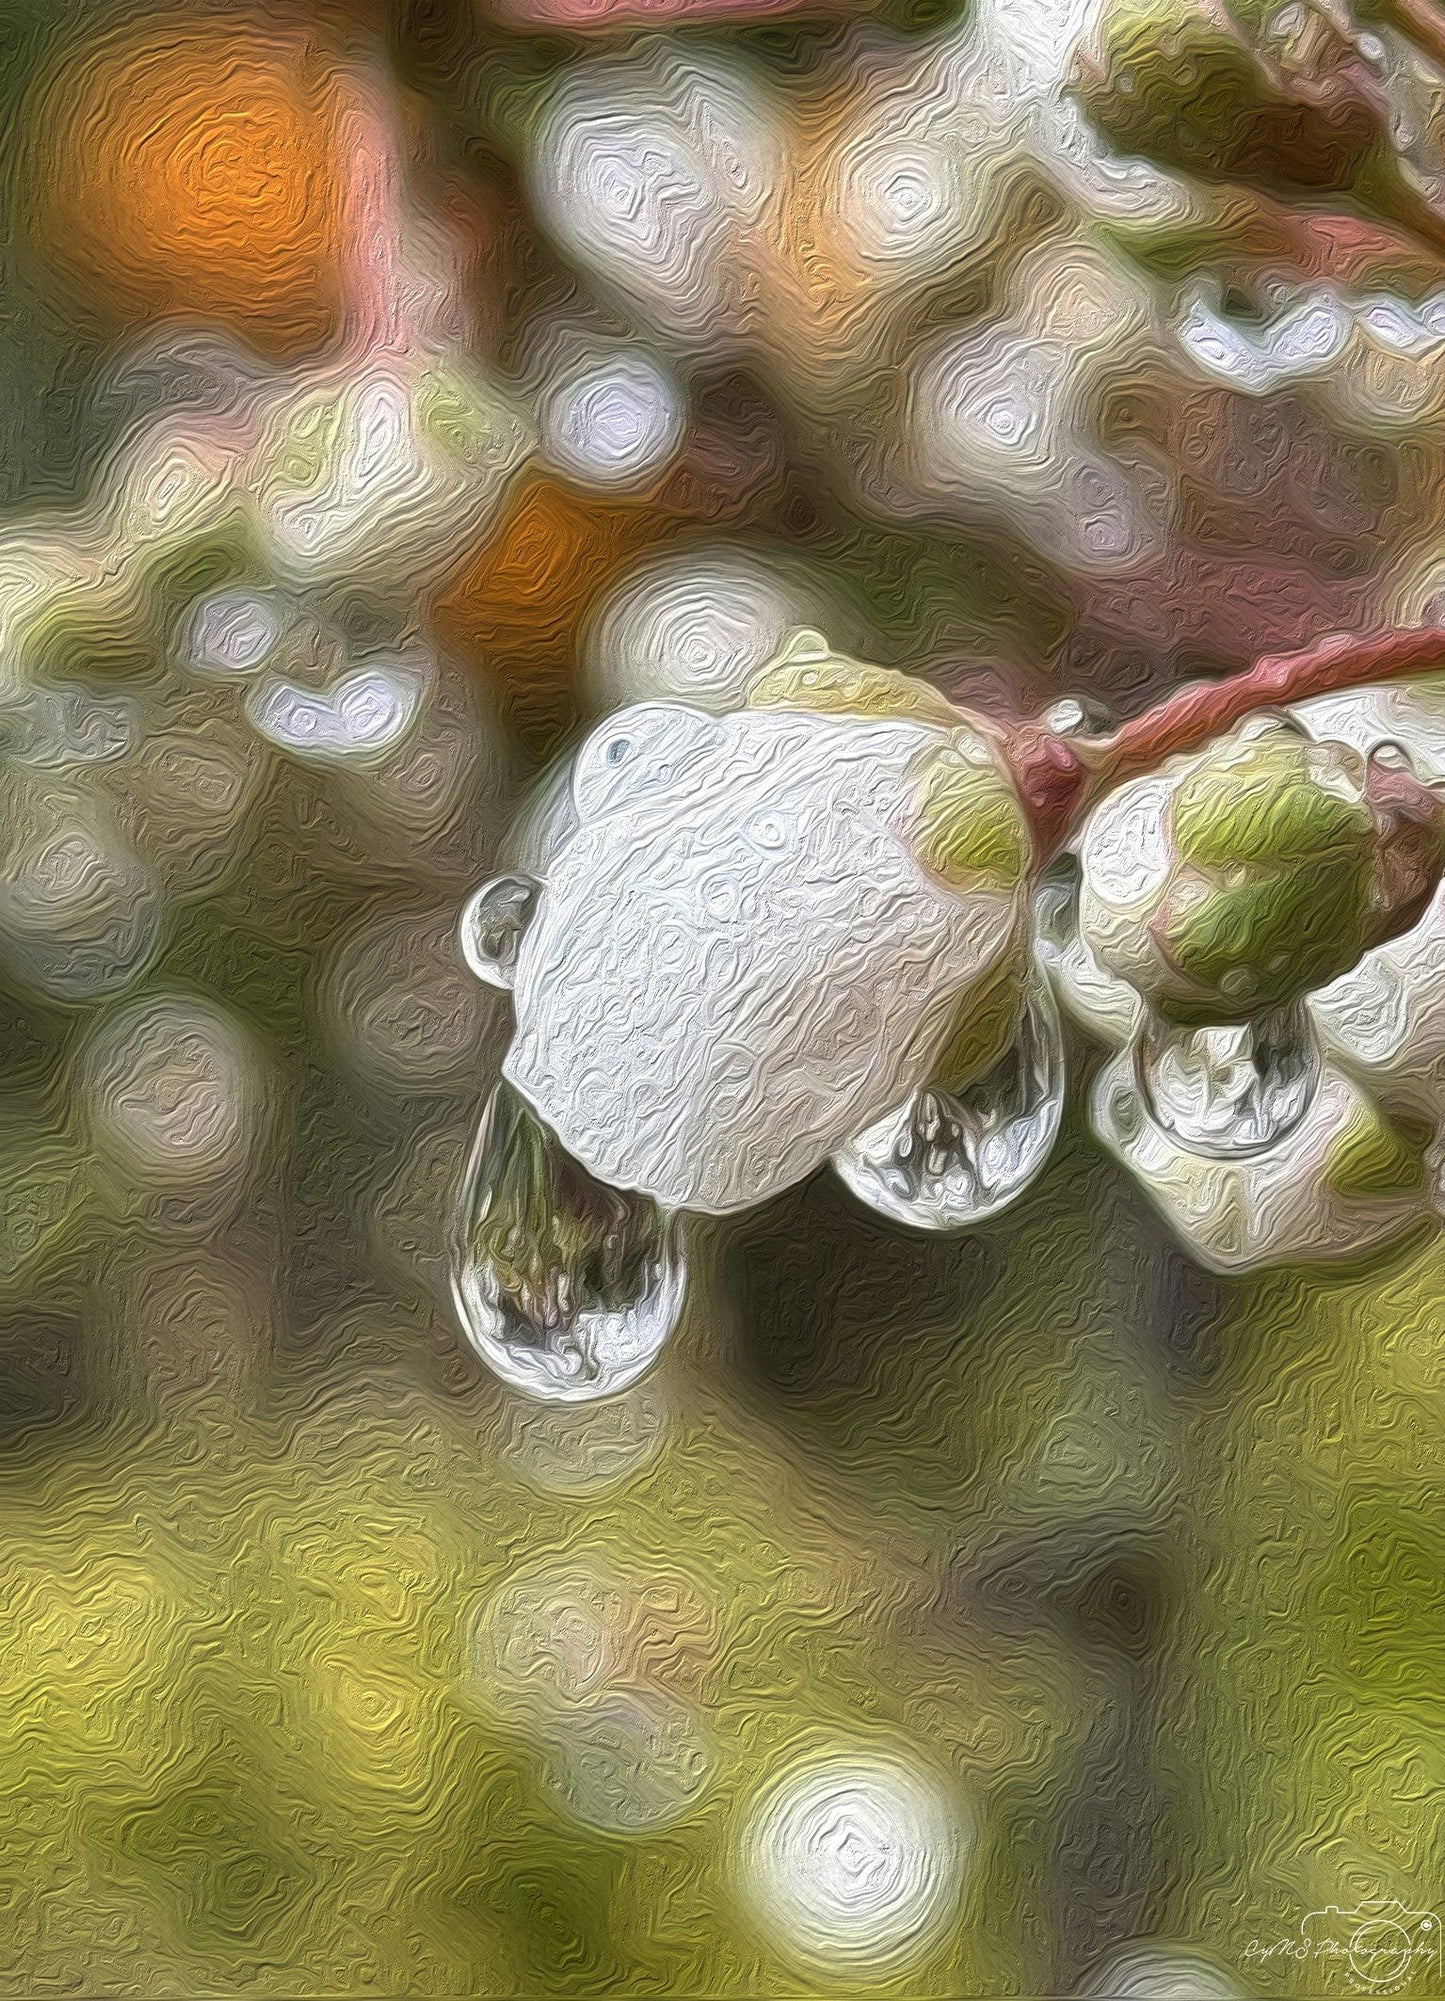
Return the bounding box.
[1044,693,1115,739]
[1034,852,1142,1048]
[832,973,1065,1229]
[1136,1005,1319,1156]
[458,874,539,990]
[452,1079,685,1402]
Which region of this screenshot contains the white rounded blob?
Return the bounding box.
[919,331,1066,488]
[81,995,258,1187]
[0,786,164,1002]
[844,135,962,270]
[1175,282,1350,394]
[741,1752,964,1971]
[529,52,779,351]
[247,656,427,763]
[542,1687,716,1833]
[470,1559,627,1728]
[184,588,288,678]
[492,1378,668,1496]
[543,351,683,489]
[1294,680,1445,786]
[909,303,1162,574]
[585,548,824,712]
[326,909,495,1094]
[258,365,532,587]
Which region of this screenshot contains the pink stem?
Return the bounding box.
[1006,625,1445,858]
[336,72,414,358]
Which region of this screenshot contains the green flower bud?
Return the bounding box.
[747,633,1034,898]
[1321,1095,1431,1207]
[1080,723,1445,1025]
[913,738,1034,897]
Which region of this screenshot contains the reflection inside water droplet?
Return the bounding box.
[832,973,1065,1229]
[452,1079,685,1402]
[1136,1005,1319,1157]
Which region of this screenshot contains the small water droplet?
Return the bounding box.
[458,874,539,990]
[571,702,715,820]
[831,974,1065,1229]
[452,1079,685,1402]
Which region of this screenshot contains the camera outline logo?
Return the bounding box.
[1301,1900,1442,1994]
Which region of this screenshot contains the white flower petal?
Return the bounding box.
[505,707,1022,1213]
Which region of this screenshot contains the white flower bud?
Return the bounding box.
[502,703,1026,1214]
[1296,682,1445,1115]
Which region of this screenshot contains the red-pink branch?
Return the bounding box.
[1005,625,1445,858]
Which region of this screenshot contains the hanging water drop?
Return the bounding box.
[1133,1004,1320,1157]
[831,972,1065,1230]
[452,1079,685,1402]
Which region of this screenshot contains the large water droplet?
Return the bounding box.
[1136,1005,1319,1157]
[831,973,1065,1229]
[452,1079,685,1402]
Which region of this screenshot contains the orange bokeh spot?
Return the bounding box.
[435,474,693,757]
[30,11,368,358]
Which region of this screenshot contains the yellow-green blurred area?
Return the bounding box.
[1,1116,1439,1994]
[0,0,1442,1993]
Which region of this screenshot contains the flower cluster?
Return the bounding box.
[455,628,1445,1398]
